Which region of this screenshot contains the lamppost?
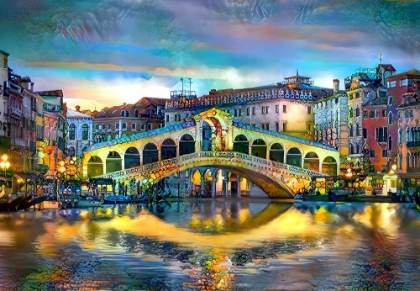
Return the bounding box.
[0,154,10,196]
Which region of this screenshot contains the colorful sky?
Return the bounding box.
[1,0,420,110]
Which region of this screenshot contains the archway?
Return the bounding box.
[190,169,202,197]
[251,139,267,158]
[203,169,213,197]
[180,134,195,155]
[161,139,177,160]
[143,143,158,165]
[233,134,248,154]
[87,156,103,177]
[270,143,284,163]
[201,120,212,151]
[214,169,225,196]
[124,147,140,169]
[286,148,302,167]
[322,156,337,176]
[106,151,122,173]
[303,152,319,172]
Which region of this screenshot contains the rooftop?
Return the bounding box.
[67,109,94,119]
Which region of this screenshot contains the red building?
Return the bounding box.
[386,68,420,169]
[362,95,389,173]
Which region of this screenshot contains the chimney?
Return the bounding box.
[333,79,339,92]
[30,82,34,92]
[75,105,80,112]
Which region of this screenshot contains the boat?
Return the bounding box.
[0,197,25,212]
[103,194,149,204]
[37,199,60,210]
[294,194,303,201]
[77,196,103,207]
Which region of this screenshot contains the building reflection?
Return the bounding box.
[0,202,419,290]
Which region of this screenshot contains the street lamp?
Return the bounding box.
[0,155,11,196]
[389,164,397,175]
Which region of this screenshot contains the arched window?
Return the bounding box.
[355,107,360,117]
[82,124,89,140]
[356,144,360,154]
[388,96,393,105]
[388,136,392,151]
[349,108,353,118]
[356,124,360,136]
[69,124,76,140]
[350,144,354,154]
[388,112,392,125]
[398,127,402,144]
[135,109,139,117]
[349,124,353,137]
[406,127,411,142]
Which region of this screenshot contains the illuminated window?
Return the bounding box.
[282,105,287,113]
[262,106,269,114]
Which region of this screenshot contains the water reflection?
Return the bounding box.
[0,200,420,290]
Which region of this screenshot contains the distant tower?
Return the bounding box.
[379,53,382,64]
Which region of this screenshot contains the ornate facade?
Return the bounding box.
[66,106,94,157]
[165,71,333,140]
[314,79,349,156]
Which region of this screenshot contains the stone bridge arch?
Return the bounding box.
[104,152,327,198]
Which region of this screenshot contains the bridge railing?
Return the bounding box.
[95,151,328,180]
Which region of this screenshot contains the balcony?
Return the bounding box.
[407,141,420,148]
[407,167,420,173]
[43,103,61,112]
[11,137,29,148]
[376,136,387,144]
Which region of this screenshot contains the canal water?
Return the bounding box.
[0,199,420,291]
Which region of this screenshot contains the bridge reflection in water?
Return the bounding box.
[0,201,420,290]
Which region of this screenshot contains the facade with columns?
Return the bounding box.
[66,107,93,157]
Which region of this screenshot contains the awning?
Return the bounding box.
[14,173,39,180]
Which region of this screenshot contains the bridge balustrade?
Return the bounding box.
[95,151,328,180]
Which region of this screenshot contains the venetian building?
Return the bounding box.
[344,65,394,174]
[386,68,420,171]
[396,90,420,174]
[89,97,168,144]
[66,106,93,157]
[165,71,333,140]
[314,79,349,156]
[36,90,67,177]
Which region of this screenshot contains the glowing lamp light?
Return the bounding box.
[59,160,65,167]
[59,166,66,174]
[391,164,397,171]
[39,152,45,159]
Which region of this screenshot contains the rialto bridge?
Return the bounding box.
[83,108,340,198]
